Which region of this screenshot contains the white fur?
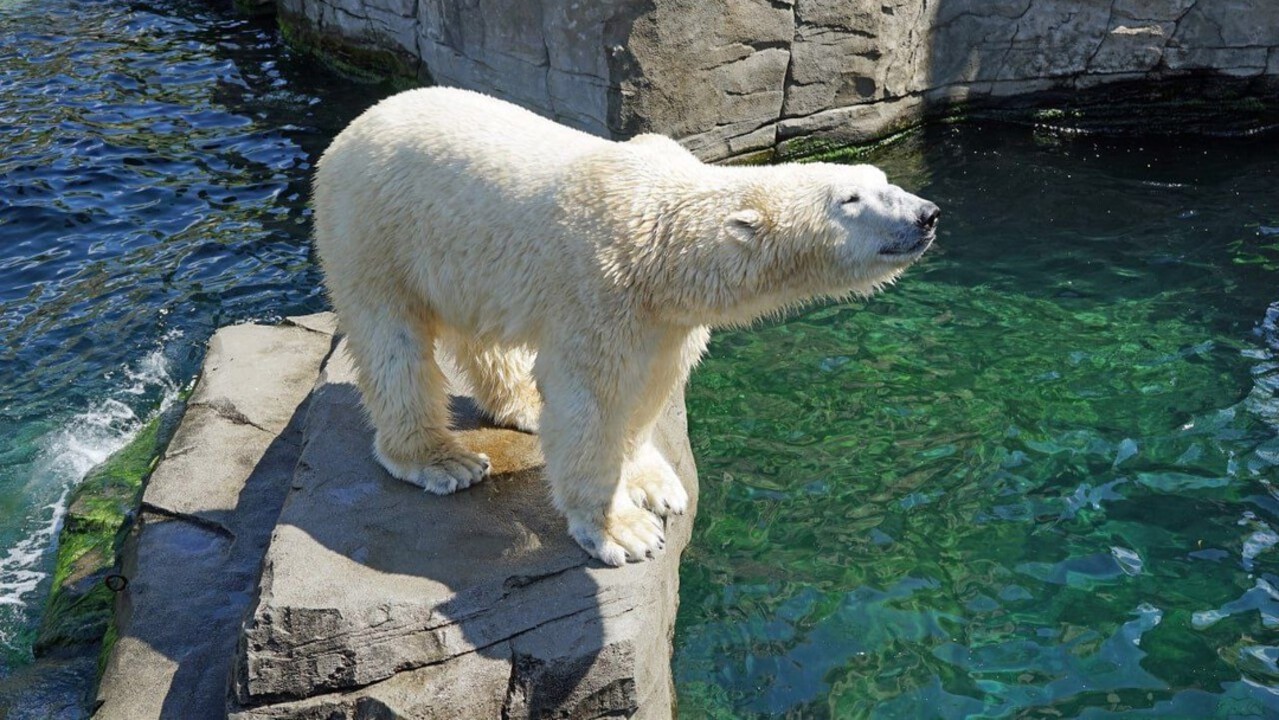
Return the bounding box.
[314,87,936,565]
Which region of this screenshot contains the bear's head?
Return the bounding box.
[725,162,939,297]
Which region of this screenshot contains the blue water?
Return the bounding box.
[0,0,382,667]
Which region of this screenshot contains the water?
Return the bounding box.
[675,127,1279,717]
[0,1,1276,716]
[0,0,383,676]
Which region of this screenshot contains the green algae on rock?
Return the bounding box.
[34,407,180,655]
[277,10,421,90]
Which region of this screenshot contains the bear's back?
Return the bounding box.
[330,87,611,178]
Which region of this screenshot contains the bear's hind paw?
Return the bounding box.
[376,447,491,495]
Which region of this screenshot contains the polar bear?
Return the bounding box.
[313,87,938,566]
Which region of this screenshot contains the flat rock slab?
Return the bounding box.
[95,315,336,720]
[231,338,698,719]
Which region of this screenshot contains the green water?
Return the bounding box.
[676,125,1279,718]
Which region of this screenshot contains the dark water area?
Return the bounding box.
[676,128,1279,717]
[0,0,384,685]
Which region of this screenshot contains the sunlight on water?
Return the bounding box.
[675,126,1279,718]
[0,339,179,654]
[0,0,384,678]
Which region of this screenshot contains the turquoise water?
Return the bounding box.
[1,0,1277,715]
[0,0,381,672]
[676,128,1279,717]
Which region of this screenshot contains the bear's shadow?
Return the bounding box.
[246,375,610,716]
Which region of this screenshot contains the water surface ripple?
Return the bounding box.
[676,128,1279,718]
[0,0,381,677]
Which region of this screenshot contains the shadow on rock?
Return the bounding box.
[229,340,693,718]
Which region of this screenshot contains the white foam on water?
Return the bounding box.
[0,335,181,651]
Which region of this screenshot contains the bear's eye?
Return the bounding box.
[842,193,860,205]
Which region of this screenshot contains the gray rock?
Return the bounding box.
[276,0,1278,161]
[231,339,697,719]
[230,652,513,719]
[678,117,776,165]
[188,322,334,434]
[95,319,334,719]
[1173,0,1279,49]
[284,312,339,337]
[96,519,239,720]
[95,312,696,718]
[777,94,924,151]
[617,0,793,144]
[1088,22,1176,76]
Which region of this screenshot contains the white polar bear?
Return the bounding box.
[313,87,938,566]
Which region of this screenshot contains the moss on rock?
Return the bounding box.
[777,126,921,165]
[34,408,178,653]
[277,11,421,90]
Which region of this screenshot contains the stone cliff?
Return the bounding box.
[274,0,1279,161]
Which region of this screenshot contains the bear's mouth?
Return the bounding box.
[879,232,934,258]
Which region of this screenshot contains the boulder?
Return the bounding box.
[229,337,697,719]
[93,312,698,719]
[94,316,336,719]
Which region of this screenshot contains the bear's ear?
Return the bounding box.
[725,209,762,244]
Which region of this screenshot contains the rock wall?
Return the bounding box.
[277,0,1279,161]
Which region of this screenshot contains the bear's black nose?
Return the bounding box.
[917,203,941,230]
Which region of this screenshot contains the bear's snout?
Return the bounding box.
[916,203,940,231]
[875,191,939,259]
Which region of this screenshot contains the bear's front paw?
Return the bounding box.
[623,444,688,517]
[568,500,665,567]
[375,446,491,495]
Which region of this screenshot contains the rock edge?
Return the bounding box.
[92,313,698,720]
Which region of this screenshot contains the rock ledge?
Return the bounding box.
[95,313,696,720]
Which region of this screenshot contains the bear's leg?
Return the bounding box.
[442,335,541,433]
[619,330,708,517]
[536,351,664,566]
[343,304,491,494]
